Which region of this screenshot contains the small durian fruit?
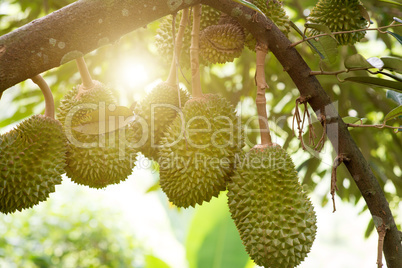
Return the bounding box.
[307,0,368,45]
[245,0,291,51]
[131,82,190,160]
[158,94,243,208]
[57,80,137,189]
[0,115,67,214]
[199,23,245,64]
[227,144,317,267]
[155,5,221,68]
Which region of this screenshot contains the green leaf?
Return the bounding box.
[386,90,402,105]
[387,31,402,44]
[381,56,402,73]
[364,218,375,238]
[366,57,384,69]
[305,23,333,35]
[145,255,170,268]
[231,0,266,17]
[383,105,402,123]
[289,21,324,59]
[145,181,160,193]
[342,116,368,124]
[186,194,249,268]
[344,77,402,92]
[344,54,372,69]
[357,4,371,23]
[378,0,402,6]
[309,36,338,64]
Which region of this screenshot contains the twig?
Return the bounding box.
[190,4,202,98]
[289,23,402,48]
[292,95,315,150]
[331,154,350,213]
[310,67,374,76]
[255,49,272,145]
[315,114,326,152]
[166,8,190,88]
[377,223,387,268]
[347,123,402,131]
[31,74,55,119]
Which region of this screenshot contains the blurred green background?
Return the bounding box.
[0,0,401,267]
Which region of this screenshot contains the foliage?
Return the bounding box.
[0,191,141,267]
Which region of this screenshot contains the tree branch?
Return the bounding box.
[0,0,400,266]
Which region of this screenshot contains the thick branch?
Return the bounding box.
[201,0,401,267]
[0,0,400,266]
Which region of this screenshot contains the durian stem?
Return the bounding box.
[255,49,272,146]
[76,57,94,90]
[166,8,190,87]
[190,4,203,98]
[31,74,55,119]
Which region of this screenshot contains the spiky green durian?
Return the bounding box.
[307,0,368,45]
[245,0,291,51]
[131,82,190,160]
[200,23,245,64]
[155,6,221,68]
[158,94,243,208]
[57,81,137,188]
[0,115,66,214]
[227,145,317,267]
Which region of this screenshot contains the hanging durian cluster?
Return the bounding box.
[155,6,221,68]
[158,94,243,207]
[228,145,317,267]
[131,82,190,160]
[245,0,291,51]
[0,115,67,214]
[57,81,137,188]
[306,0,368,45]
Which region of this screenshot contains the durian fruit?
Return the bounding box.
[306,0,368,45]
[155,5,221,68]
[57,81,137,188]
[245,0,291,51]
[158,94,243,208]
[131,82,190,160]
[199,23,245,64]
[227,144,317,267]
[0,115,67,214]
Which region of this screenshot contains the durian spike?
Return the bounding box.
[255,48,272,146]
[190,4,203,98]
[166,8,190,87]
[31,74,55,119]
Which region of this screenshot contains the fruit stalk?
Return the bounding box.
[76,57,95,90]
[31,74,55,119]
[255,49,272,145]
[190,4,203,98]
[166,8,190,87]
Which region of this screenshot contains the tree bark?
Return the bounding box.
[0,0,400,266]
